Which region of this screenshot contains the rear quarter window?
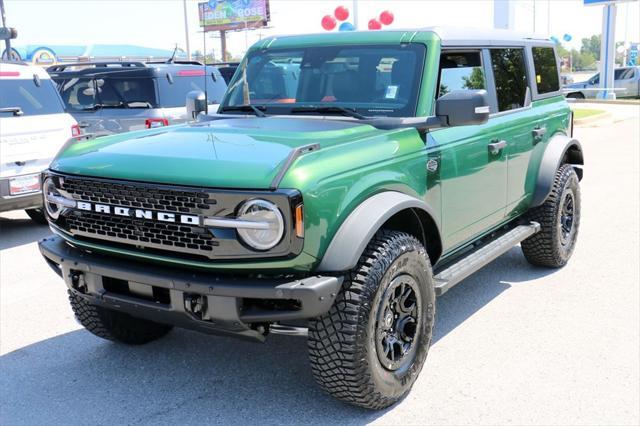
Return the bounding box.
[156,70,227,108]
[0,78,65,116]
[532,47,560,94]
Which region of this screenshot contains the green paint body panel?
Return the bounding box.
[48,30,572,272]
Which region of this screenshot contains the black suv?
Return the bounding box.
[47,61,227,135]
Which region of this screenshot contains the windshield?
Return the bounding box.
[221,44,425,118]
[0,79,65,116]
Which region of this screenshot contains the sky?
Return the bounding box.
[4,0,640,61]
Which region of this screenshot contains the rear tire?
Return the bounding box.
[522,164,581,267]
[308,230,436,409]
[68,290,173,344]
[25,208,47,224]
[566,92,585,99]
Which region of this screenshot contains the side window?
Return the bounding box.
[616,68,635,80]
[438,52,485,98]
[490,48,528,112]
[532,47,560,94]
[57,78,97,111]
[589,74,600,85]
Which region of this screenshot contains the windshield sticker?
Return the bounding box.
[385,85,398,99]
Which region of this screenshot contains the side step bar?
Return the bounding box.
[434,222,540,296]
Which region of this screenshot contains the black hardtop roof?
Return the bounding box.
[47,61,222,79]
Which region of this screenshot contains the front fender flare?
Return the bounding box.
[531,134,583,207]
[316,191,441,272]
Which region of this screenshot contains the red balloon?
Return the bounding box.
[321,15,337,31]
[334,6,349,21]
[379,10,394,26]
[368,19,382,30]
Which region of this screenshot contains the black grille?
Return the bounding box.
[61,177,216,214]
[52,174,300,261]
[66,211,218,251]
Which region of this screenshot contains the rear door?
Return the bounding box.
[614,67,638,98]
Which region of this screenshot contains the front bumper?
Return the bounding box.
[39,236,342,342]
[0,177,42,213]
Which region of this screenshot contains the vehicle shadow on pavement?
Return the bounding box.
[0,216,51,251]
[0,247,557,425]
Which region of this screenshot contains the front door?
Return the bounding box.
[430,50,508,252]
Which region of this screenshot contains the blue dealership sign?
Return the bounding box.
[584,0,637,5]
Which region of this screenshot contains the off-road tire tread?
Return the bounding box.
[68,290,172,344]
[522,164,580,267]
[308,230,433,409]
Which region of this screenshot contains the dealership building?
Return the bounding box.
[3,44,184,65]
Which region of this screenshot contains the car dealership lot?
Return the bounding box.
[1,112,639,425]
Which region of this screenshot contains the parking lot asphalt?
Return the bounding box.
[1,111,639,425]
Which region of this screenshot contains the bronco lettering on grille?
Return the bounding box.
[75,201,200,225]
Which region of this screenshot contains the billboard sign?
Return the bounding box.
[199,0,270,32]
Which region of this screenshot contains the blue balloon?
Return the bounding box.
[208,0,218,9]
[550,36,559,44]
[563,33,572,42]
[339,22,355,32]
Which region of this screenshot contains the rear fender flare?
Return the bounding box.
[531,134,584,207]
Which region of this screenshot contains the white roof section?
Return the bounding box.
[0,61,51,79]
[423,26,552,47]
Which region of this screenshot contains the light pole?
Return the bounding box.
[183,0,191,60]
[352,0,358,29]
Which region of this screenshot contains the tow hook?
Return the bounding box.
[70,271,87,294]
[185,294,208,320]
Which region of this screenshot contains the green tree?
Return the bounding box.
[462,67,485,90]
[581,35,601,61]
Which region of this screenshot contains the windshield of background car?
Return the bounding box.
[0,79,65,116]
[56,76,158,110]
[222,44,426,117]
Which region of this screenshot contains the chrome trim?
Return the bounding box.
[45,193,76,208]
[203,217,272,230]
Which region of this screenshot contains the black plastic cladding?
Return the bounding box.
[48,172,303,261]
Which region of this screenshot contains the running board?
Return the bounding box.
[434,222,540,296]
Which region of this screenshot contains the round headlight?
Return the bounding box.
[237,199,284,250]
[43,177,61,220]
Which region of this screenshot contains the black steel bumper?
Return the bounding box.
[39,236,342,342]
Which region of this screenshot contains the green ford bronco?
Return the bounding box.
[39,27,583,409]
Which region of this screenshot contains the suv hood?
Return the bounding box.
[51,117,380,189]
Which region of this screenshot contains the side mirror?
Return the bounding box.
[186,90,207,120]
[436,89,490,127]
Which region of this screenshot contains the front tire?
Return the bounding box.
[308,230,436,409]
[68,291,173,344]
[522,164,581,267]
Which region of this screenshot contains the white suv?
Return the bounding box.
[0,61,79,223]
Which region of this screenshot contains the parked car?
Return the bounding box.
[39,28,583,409]
[564,65,640,98]
[0,61,79,223]
[47,61,227,135]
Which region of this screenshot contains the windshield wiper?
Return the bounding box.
[290,106,368,120]
[219,104,267,117]
[0,107,24,116]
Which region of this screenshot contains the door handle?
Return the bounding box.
[532,126,547,139]
[488,139,507,155]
